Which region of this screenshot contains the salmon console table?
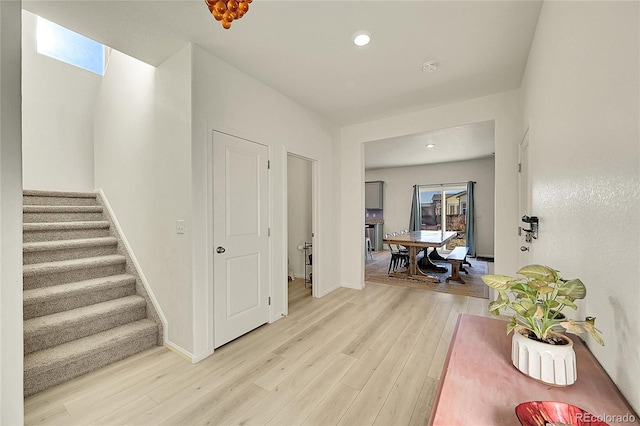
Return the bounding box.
[428,314,639,425]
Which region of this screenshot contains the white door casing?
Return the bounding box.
[518,127,531,265]
[213,131,270,348]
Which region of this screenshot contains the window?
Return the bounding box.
[37,16,105,75]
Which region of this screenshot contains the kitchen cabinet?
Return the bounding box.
[365,181,384,209]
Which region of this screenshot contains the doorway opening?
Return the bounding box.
[362,119,496,285]
[286,153,315,313]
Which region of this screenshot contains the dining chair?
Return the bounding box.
[391,232,410,267]
[386,233,409,273]
[365,236,374,261]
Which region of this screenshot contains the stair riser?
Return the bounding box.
[25,304,146,354]
[23,245,118,265]
[24,228,111,243]
[23,212,104,223]
[24,284,136,320]
[23,196,97,206]
[24,264,127,290]
[24,331,157,396]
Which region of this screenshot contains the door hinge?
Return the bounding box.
[518,163,522,173]
[268,160,271,169]
[268,227,271,237]
[268,297,271,305]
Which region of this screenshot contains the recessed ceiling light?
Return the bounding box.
[422,61,438,72]
[426,143,436,148]
[353,32,371,47]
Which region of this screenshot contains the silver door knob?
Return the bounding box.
[216,246,226,254]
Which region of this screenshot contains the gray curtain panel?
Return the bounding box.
[465,181,476,256]
[409,185,421,231]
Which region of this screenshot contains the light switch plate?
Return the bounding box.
[176,220,185,234]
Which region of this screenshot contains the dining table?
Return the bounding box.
[383,230,457,283]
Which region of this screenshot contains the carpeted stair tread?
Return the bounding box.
[24,296,147,354]
[24,295,146,339]
[23,221,110,231]
[24,274,136,303]
[23,190,97,199]
[24,274,136,311]
[23,255,126,277]
[23,205,103,213]
[24,319,157,374]
[23,237,117,253]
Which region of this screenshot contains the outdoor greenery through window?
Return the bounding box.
[37,16,105,75]
[419,185,467,249]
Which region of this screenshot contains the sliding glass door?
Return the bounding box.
[418,185,467,250]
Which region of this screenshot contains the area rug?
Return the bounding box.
[365,250,489,299]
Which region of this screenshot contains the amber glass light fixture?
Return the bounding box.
[205,0,252,30]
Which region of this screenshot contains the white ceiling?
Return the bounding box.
[365,120,495,170]
[22,0,542,167]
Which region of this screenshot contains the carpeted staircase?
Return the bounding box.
[22,190,162,396]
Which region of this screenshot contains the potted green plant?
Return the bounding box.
[482,264,604,386]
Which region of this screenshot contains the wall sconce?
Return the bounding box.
[521,215,539,242]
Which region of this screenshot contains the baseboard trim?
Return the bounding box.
[318,284,341,297]
[341,281,364,291]
[164,341,197,363]
[474,253,495,261]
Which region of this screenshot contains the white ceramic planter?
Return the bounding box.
[511,326,576,386]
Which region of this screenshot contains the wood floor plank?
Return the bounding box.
[24,404,70,426]
[231,331,358,425]
[408,376,439,426]
[373,338,436,426]
[162,383,268,426]
[279,288,355,335]
[341,288,414,358]
[266,353,357,425]
[466,294,490,316]
[301,382,360,426]
[63,350,184,416]
[131,352,284,425]
[340,312,412,390]
[253,303,360,392]
[413,299,453,356]
[427,307,464,379]
[338,310,423,425]
[85,395,157,426]
[272,322,336,359]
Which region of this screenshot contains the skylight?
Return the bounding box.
[36,16,105,76]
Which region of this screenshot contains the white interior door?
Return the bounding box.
[213,131,270,348]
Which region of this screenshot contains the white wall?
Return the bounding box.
[339,91,521,289]
[365,156,495,257]
[191,46,338,359]
[93,47,193,353]
[520,1,639,411]
[21,11,100,192]
[287,155,312,278]
[0,1,24,423]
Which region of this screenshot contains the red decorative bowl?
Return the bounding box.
[515,401,609,426]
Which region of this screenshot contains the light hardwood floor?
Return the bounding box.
[25,279,491,425]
